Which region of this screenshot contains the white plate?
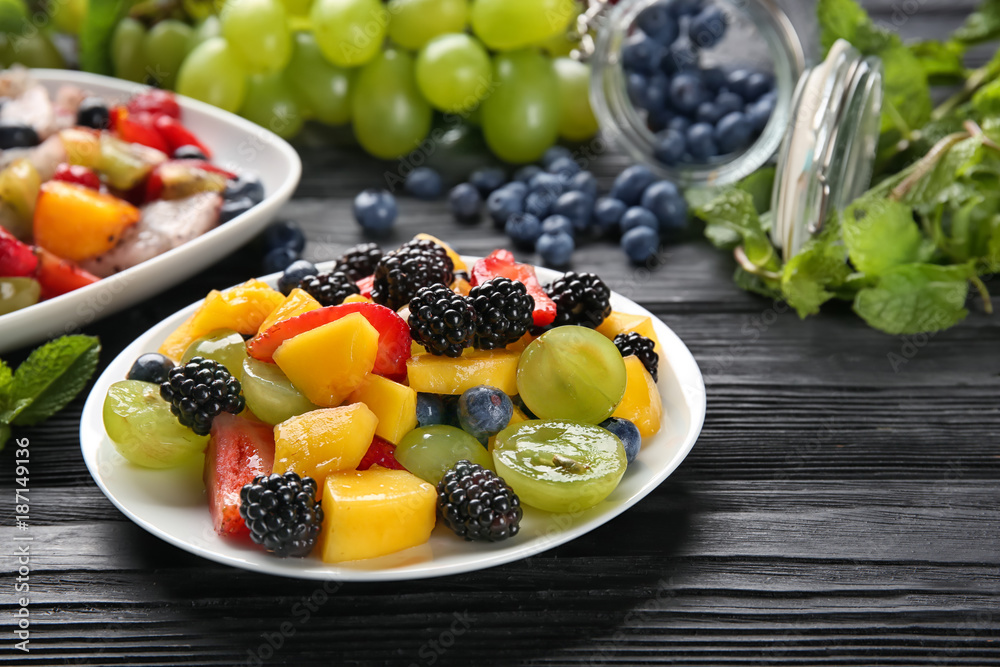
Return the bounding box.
[0,69,302,353]
[80,261,706,581]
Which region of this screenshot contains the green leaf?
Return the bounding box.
[908,39,967,83]
[780,218,852,318]
[984,218,1000,272]
[696,189,780,272]
[736,166,775,214]
[879,43,933,134]
[954,0,1000,44]
[842,196,932,275]
[853,263,975,334]
[733,267,782,300]
[0,359,12,416]
[7,336,100,426]
[817,0,894,54]
[79,0,131,75]
[0,422,9,452]
[897,136,986,213]
[972,76,1000,118]
[704,223,741,250]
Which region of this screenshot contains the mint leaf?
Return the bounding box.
[737,166,775,214]
[781,218,852,317]
[909,39,967,83]
[843,196,932,275]
[8,336,100,426]
[79,0,131,75]
[897,136,986,213]
[880,44,933,134]
[0,359,12,416]
[817,0,894,54]
[733,267,781,300]
[696,189,780,272]
[853,263,975,334]
[954,0,1000,44]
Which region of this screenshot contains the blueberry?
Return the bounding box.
[354,188,398,233]
[458,386,513,443]
[622,33,665,74]
[469,167,507,196]
[127,353,175,384]
[716,90,744,116]
[670,73,710,115]
[541,145,573,169]
[701,67,727,92]
[551,190,593,235]
[641,180,688,235]
[619,206,659,234]
[263,246,299,274]
[547,156,581,179]
[600,417,642,464]
[416,393,446,427]
[621,226,660,264]
[524,190,555,219]
[653,129,686,166]
[536,231,575,266]
[528,172,564,196]
[486,183,527,228]
[668,115,692,134]
[76,97,110,130]
[645,74,671,113]
[743,72,772,102]
[218,196,254,223]
[263,220,306,254]
[647,107,673,133]
[224,172,265,205]
[542,214,575,238]
[593,197,627,234]
[688,5,727,48]
[514,164,543,183]
[448,183,481,222]
[686,122,718,160]
[404,167,444,200]
[636,3,679,45]
[725,69,752,98]
[610,165,656,206]
[278,259,319,295]
[670,0,703,16]
[173,144,207,160]
[505,212,543,250]
[567,171,598,199]
[715,111,753,154]
[662,43,698,75]
[746,95,775,132]
[626,72,650,109]
[696,101,723,124]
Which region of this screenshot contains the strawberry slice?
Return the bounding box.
[205,413,275,538]
[52,163,102,190]
[153,115,213,158]
[472,249,557,327]
[110,106,171,154]
[126,88,182,119]
[356,275,374,298]
[34,248,99,300]
[247,301,411,378]
[357,436,405,470]
[0,228,39,277]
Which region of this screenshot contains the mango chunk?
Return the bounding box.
[347,374,418,444]
[343,294,372,304]
[272,404,378,484]
[407,349,520,395]
[257,288,321,334]
[611,356,663,438]
[319,467,437,563]
[273,312,379,406]
[597,311,662,356]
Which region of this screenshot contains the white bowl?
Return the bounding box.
[79,261,707,581]
[0,69,302,353]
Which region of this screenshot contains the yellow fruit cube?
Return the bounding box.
[611,356,663,438]
[347,374,418,444]
[319,467,437,563]
[273,312,379,406]
[257,288,321,334]
[273,405,378,484]
[343,294,372,304]
[407,349,520,395]
[414,233,467,272]
[597,311,663,356]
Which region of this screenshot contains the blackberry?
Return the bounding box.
[239,472,323,558]
[545,272,612,328]
[159,357,244,436]
[469,277,534,350]
[371,244,454,311]
[297,270,359,306]
[335,242,382,281]
[614,332,659,382]
[408,284,477,357]
[437,460,522,542]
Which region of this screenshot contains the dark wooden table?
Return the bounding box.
[3,2,999,665]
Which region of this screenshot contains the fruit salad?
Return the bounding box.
[102,235,666,565]
[0,67,265,316]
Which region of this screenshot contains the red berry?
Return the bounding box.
[0,228,38,277]
[205,413,275,538]
[357,436,405,470]
[126,89,182,119]
[471,249,557,327]
[52,163,101,190]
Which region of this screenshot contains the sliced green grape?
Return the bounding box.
[386,0,467,50]
[145,19,193,90]
[553,57,599,141]
[241,357,317,426]
[492,419,627,513]
[351,48,432,159]
[103,380,210,469]
[177,37,247,113]
[311,0,386,68]
[221,0,292,74]
[481,49,559,164]
[181,329,248,382]
[49,0,86,35]
[240,71,304,139]
[395,425,494,484]
[286,31,353,125]
[415,33,491,113]
[0,277,40,316]
[111,17,149,83]
[470,0,575,51]
[517,326,627,424]
[187,15,221,52]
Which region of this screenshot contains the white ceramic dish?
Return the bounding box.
[80,261,706,581]
[0,69,302,353]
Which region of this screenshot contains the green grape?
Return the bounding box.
[470,0,576,51]
[0,0,27,34]
[145,19,193,90]
[181,329,248,382]
[552,57,599,141]
[1,28,66,69]
[480,49,559,163]
[492,419,627,513]
[111,17,148,82]
[241,357,318,426]
[221,0,292,74]
[182,0,223,22]
[0,278,40,316]
[103,380,210,469]
[49,0,86,35]
[280,0,311,16]
[311,0,386,68]
[177,37,247,113]
[395,425,494,484]
[415,33,491,113]
[516,326,627,424]
[240,71,304,139]
[187,15,221,53]
[286,31,353,125]
[386,0,467,50]
[351,48,432,159]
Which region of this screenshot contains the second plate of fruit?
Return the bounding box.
[81,236,705,580]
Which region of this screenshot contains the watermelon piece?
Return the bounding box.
[357,436,405,471]
[204,413,275,537]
